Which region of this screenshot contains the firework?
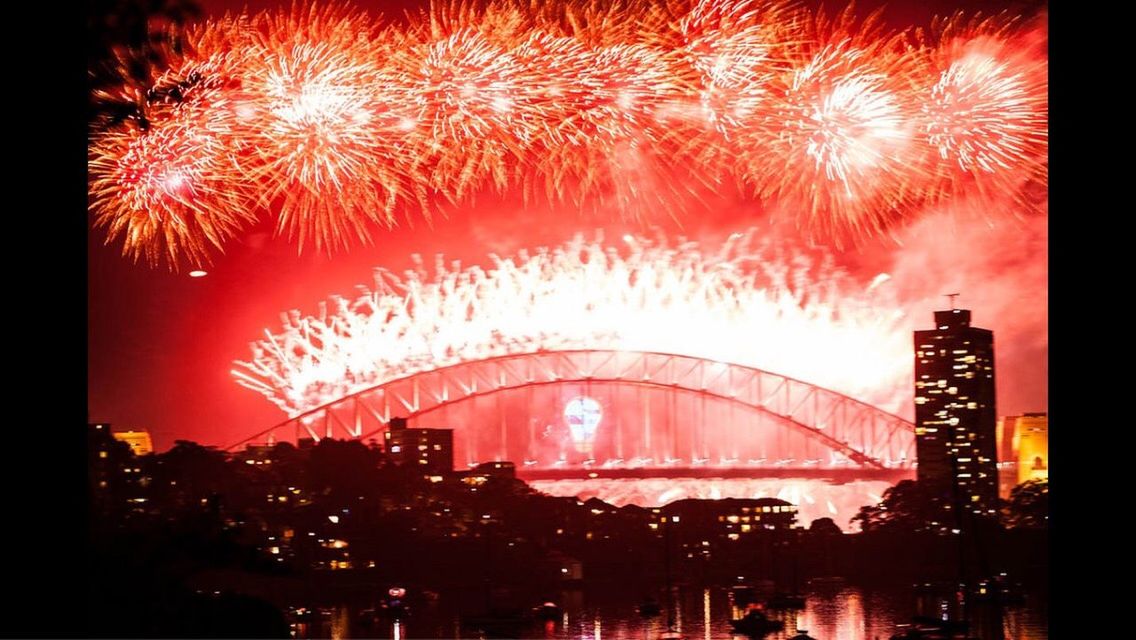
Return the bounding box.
[401,27,533,199]
[244,7,417,251]
[233,231,912,418]
[89,42,258,268]
[749,9,927,240]
[674,0,796,131]
[918,13,1048,210]
[89,1,1048,267]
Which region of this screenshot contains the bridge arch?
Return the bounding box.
[230,350,914,469]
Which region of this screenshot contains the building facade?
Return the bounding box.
[661,497,799,540]
[1014,413,1049,485]
[914,308,998,519]
[384,417,454,475]
[111,429,154,456]
[996,412,1049,496]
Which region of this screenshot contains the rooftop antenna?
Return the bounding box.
[944,293,960,310]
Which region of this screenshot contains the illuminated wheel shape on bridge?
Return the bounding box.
[231,350,914,469]
[564,396,603,455]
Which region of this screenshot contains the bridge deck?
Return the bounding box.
[515,466,915,482]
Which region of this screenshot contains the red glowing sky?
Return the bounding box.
[87,0,1048,451]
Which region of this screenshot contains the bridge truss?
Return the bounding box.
[230,350,915,469]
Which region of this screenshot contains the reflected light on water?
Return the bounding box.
[703,589,711,640]
[289,585,1045,640]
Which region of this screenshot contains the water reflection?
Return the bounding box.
[291,586,1046,640]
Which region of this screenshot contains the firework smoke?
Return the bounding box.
[233,231,913,418]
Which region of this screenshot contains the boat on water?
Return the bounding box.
[890,621,978,640]
[727,582,786,636]
[729,608,785,637]
[533,601,562,622]
[970,574,1026,605]
[638,598,662,617]
[381,587,408,620]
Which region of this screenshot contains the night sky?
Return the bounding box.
[88,0,1048,451]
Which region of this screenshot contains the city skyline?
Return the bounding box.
[85,1,1049,636]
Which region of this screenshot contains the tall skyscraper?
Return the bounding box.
[914,308,998,518]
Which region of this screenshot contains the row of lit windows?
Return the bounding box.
[718,514,770,523]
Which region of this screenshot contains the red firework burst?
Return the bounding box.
[86,2,1048,267]
[401,27,533,198]
[244,6,415,251]
[753,9,927,241]
[670,0,802,182]
[89,43,258,268]
[918,13,1048,211]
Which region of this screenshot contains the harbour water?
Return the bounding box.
[291,583,1047,640]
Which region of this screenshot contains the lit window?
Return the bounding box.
[390,446,401,453]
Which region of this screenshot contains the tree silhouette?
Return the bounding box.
[852,480,934,533]
[1003,479,1048,530]
[88,0,202,125]
[808,517,843,536]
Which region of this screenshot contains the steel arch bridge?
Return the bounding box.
[230,350,914,469]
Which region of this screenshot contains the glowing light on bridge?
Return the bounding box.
[233,231,912,418]
[564,396,604,455]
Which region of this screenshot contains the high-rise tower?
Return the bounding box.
[914,308,998,518]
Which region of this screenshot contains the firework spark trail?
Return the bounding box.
[918,15,1048,207]
[89,0,1047,268]
[89,47,260,266]
[232,231,912,418]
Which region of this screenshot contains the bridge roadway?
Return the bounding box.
[514,466,916,483]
